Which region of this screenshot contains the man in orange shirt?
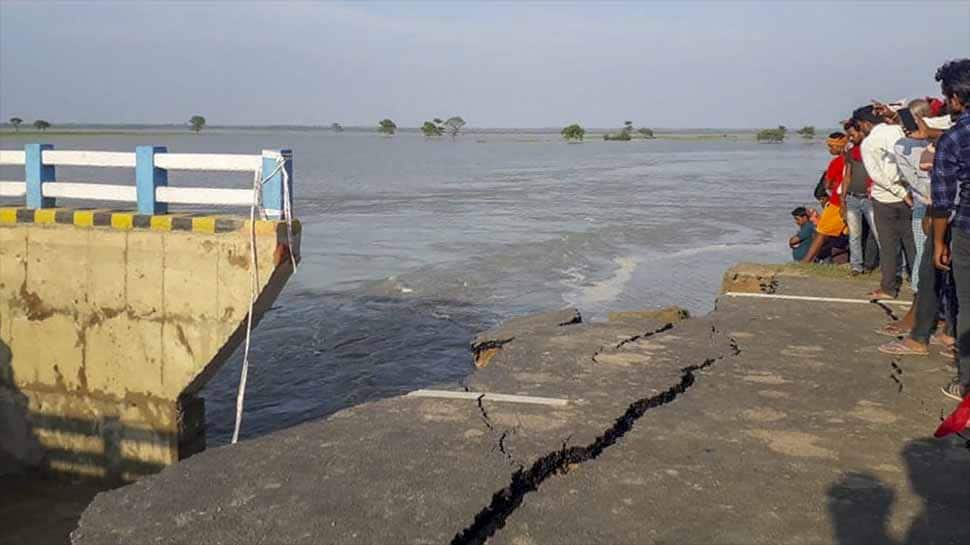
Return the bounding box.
[801,133,849,262]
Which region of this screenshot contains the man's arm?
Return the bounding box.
[930,136,959,270]
[932,215,951,270]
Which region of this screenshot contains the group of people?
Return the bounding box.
[788,58,969,404]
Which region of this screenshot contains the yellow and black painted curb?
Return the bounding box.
[0,207,300,235]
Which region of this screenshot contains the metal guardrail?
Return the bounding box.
[0,144,293,218]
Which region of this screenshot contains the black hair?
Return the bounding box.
[935,58,970,105]
[842,119,857,131]
[852,105,881,124]
[828,131,845,139]
[791,206,807,217]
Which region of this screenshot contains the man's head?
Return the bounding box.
[908,98,931,118]
[852,105,882,135]
[936,58,970,115]
[826,132,848,155]
[791,206,809,226]
[845,120,864,145]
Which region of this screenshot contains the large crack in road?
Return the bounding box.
[451,333,741,545]
[591,322,674,364]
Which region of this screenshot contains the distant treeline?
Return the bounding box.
[0,122,834,137]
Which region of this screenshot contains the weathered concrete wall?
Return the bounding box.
[0,208,299,480]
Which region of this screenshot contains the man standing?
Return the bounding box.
[843,121,878,275]
[856,105,916,299]
[894,99,933,292]
[878,99,954,357]
[932,59,970,401]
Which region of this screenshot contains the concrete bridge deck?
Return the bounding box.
[18,264,970,544]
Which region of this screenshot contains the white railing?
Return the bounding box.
[0,145,292,217]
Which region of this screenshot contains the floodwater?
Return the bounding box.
[0,130,829,444]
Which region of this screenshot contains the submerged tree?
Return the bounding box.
[33,120,50,131]
[756,125,787,142]
[189,115,206,133]
[443,116,466,138]
[637,127,655,138]
[796,126,815,139]
[604,121,633,141]
[331,122,344,132]
[421,121,443,138]
[561,123,585,142]
[9,117,22,131]
[378,118,397,136]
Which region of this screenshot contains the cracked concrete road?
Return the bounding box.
[73,265,970,545]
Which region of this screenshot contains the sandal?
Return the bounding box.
[930,334,956,349]
[875,324,908,337]
[868,290,896,300]
[878,340,928,356]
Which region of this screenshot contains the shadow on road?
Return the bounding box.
[827,437,970,544]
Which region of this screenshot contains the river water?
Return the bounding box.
[0,130,828,444]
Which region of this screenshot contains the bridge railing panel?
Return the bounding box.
[0,144,293,218]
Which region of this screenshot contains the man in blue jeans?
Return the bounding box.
[843,121,878,275]
[931,58,970,401]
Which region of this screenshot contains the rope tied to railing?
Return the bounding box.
[231,154,297,444]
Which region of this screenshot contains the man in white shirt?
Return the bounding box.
[854,105,916,299]
[893,99,933,293]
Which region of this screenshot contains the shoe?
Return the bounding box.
[942,379,968,401]
[850,269,863,277]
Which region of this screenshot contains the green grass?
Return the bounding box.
[763,262,876,282]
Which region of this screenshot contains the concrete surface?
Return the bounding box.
[69,263,969,544]
[0,212,299,480]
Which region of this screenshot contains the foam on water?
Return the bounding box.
[562,256,640,311]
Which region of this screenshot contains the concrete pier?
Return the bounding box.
[0,208,299,480]
[69,263,969,545]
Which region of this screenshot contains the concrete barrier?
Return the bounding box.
[0,144,299,480]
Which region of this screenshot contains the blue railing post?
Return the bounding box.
[25,143,55,209]
[261,149,293,219]
[136,146,168,215]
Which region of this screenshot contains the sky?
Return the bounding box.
[1,1,968,129]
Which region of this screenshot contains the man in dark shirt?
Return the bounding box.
[843,121,879,274]
[931,58,970,401]
[789,207,815,261]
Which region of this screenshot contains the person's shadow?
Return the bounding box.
[826,438,970,544]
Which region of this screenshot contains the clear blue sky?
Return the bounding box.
[1,1,967,128]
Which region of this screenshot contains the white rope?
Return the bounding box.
[279,155,298,271]
[722,291,912,307]
[231,165,264,444]
[231,155,298,443]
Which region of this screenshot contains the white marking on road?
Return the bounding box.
[723,292,912,307]
[406,389,569,407]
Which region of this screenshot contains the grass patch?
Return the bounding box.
[758,262,876,282]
